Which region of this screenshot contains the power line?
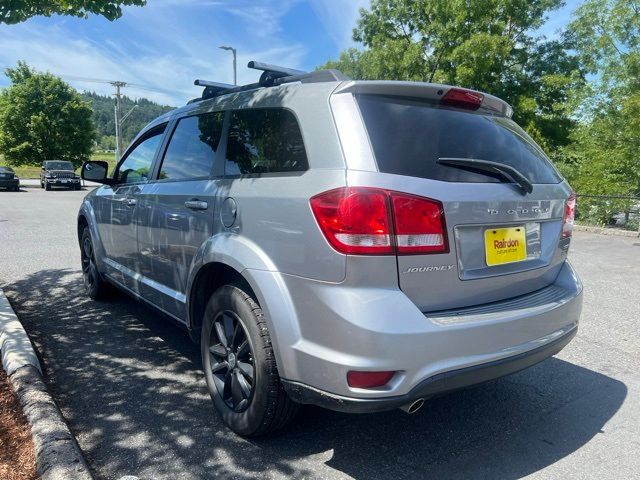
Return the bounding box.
[0,66,175,95]
[58,74,174,95]
[1,65,177,160]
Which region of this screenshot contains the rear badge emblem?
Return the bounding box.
[402,265,455,274]
[488,207,549,215]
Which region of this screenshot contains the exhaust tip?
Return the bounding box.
[400,398,425,414]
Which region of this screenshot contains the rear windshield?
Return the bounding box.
[0,166,14,173]
[357,95,561,184]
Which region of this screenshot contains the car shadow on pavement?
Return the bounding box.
[2,268,627,480]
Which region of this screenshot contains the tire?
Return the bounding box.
[14,186,19,192]
[45,182,51,191]
[201,285,298,437]
[80,227,110,300]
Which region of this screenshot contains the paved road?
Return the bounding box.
[1,188,639,480]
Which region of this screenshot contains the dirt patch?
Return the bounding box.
[0,367,38,480]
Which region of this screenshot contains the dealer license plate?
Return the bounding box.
[484,226,527,266]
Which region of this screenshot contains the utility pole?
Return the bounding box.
[111,81,127,160]
[219,46,237,85]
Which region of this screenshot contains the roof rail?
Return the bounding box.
[188,61,349,104]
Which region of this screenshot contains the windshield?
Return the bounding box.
[46,161,74,171]
[356,94,562,184]
[0,166,14,173]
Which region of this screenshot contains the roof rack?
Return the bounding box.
[188,60,349,104]
[187,80,234,104]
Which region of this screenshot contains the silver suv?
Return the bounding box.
[78,62,582,437]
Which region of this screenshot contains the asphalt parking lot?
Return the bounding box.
[1,187,639,480]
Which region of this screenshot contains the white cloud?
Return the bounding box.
[308,0,370,50]
[220,1,298,39]
[0,0,308,105]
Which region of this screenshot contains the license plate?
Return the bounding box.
[485,226,527,266]
[61,179,68,183]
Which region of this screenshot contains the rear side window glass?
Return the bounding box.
[117,126,165,184]
[225,108,308,175]
[159,112,224,181]
[357,95,561,184]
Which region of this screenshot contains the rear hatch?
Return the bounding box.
[354,91,573,311]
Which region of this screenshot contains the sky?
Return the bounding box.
[0,0,580,107]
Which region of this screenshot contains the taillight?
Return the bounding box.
[391,193,448,254]
[310,187,448,255]
[562,193,576,238]
[309,187,393,255]
[441,88,484,110]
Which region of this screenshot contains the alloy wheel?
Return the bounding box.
[81,235,97,290]
[208,311,255,412]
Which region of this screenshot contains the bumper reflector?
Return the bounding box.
[347,370,396,389]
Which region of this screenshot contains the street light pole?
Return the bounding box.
[219,45,237,85]
[121,104,138,124]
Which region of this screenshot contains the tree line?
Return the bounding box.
[0,62,173,165]
[82,91,173,151]
[321,0,639,224]
[0,0,638,226]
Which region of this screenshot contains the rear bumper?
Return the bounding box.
[282,325,577,413]
[258,260,582,404]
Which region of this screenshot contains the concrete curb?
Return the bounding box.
[0,290,41,375]
[17,184,98,190]
[574,224,639,238]
[12,366,94,479]
[16,178,100,189]
[0,289,93,480]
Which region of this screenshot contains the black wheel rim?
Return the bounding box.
[81,236,96,290]
[208,311,255,412]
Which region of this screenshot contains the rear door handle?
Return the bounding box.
[125,198,137,206]
[184,200,208,211]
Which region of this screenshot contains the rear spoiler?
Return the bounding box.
[332,81,513,118]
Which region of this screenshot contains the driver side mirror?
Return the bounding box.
[81,161,113,185]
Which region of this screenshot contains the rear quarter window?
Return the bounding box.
[225,108,308,175]
[356,94,561,184]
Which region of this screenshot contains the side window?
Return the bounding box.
[158,112,224,181]
[117,126,165,184]
[225,108,308,175]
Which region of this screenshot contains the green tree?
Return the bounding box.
[99,135,117,151]
[559,0,640,223]
[0,62,95,167]
[567,0,639,93]
[0,0,146,24]
[321,0,584,150]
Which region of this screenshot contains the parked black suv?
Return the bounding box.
[0,166,20,191]
[41,160,81,190]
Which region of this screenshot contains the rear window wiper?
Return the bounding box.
[437,157,533,195]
